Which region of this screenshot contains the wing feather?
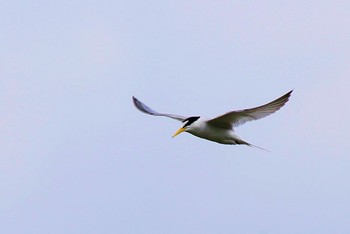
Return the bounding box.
[132,96,187,122]
[207,90,293,129]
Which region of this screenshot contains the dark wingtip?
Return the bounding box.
[132,96,140,105]
[132,96,141,109]
[279,89,293,102]
[286,89,293,100]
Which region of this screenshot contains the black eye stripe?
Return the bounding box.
[183,116,200,127]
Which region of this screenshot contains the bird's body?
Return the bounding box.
[132,90,292,149]
[184,118,241,145]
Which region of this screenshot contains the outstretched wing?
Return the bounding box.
[207,90,293,129]
[132,96,187,122]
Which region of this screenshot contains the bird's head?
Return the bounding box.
[172,116,200,137]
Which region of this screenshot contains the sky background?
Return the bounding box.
[1,1,350,233]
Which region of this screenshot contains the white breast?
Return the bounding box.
[186,119,241,144]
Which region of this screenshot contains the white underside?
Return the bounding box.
[186,120,245,145]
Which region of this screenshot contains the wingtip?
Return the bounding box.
[287,89,294,96]
[132,96,140,108]
[280,89,293,100]
[132,96,139,103]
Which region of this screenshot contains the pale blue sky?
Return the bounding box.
[1,1,350,233]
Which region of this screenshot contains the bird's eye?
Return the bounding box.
[183,116,200,127]
[183,121,191,128]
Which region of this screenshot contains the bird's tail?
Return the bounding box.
[237,139,270,152]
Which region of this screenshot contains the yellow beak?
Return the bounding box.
[172,127,186,138]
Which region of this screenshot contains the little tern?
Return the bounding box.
[133,90,292,149]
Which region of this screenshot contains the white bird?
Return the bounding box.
[133,90,292,150]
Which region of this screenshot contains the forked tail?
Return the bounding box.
[237,139,270,152]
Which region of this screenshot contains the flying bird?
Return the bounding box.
[132,90,292,150]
